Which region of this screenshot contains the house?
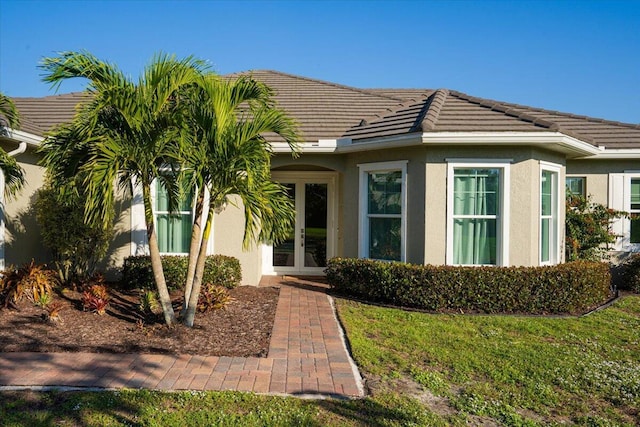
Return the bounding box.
[1,71,639,284]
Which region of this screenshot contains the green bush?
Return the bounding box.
[325,258,612,314]
[34,182,114,285]
[121,255,241,290]
[620,254,640,293]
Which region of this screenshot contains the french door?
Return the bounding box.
[268,172,336,275]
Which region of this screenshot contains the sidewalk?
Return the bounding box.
[0,277,364,398]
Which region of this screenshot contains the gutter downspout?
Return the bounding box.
[7,141,27,157]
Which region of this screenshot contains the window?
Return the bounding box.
[631,178,640,244]
[154,179,194,254]
[540,164,560,264]
[609,172,640,251]
[446,160,510,266]
[566,176,586,197]
[358,161,407,262]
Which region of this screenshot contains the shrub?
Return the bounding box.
[565,195,626,261]
[0,261,58,308]
[139,290,161,315]
[82,284,110,315]
[620,254,640,293]
[45,301,64,323]
[121,255,242,290]
[197,284,233,312]
[325,258,612,314]
[34,181,114,286]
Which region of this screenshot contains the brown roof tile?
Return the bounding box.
[7,70,640,150]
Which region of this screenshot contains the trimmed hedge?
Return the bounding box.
[325,258,612,314]
[121,255,242,290]
[620,254,640,294]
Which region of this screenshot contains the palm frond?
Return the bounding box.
[0,148,25,199]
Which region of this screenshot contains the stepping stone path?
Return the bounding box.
[0,276,364,398]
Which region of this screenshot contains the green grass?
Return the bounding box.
[337,296,640,426]
[2,297,638,426]
[0,389,444,426]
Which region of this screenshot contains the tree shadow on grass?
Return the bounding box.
[0,389,147,427]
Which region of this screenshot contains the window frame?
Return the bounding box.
[358,160,408,262]
[540,162,562,265]
[565,176,586,197]
[610,172,640,252]
[151,177,195,256]
[446,159,511,266]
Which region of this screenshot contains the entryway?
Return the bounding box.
[263,171,337,276]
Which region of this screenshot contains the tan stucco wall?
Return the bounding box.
[213,196,263,286]
[98,189,133,280]
[3,147,49,266]
[567,159,640,205]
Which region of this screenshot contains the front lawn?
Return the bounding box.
[337,295,640,426]
[1,296,638,426]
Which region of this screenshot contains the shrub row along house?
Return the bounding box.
[1,70,639,284]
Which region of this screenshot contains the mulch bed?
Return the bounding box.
[0,286,279,358]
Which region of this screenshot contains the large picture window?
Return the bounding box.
[155,179,194,254]
[447,160,510,266]
[358,161,407,262]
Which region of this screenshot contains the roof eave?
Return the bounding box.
[0,128,44,147]
[578,149,640,160]
[421,131,602,158]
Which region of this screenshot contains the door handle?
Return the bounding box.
[300,228,305,247]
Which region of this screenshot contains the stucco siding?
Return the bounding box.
[567,159,640,206]
[3,148,49,266]
[213,196,263,286]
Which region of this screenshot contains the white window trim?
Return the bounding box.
[446,159,511,266]
[358,160,408,262]
[565,175,587,197]
[130,177,213,257]
[610,171,640,252]
[540,162,562,265]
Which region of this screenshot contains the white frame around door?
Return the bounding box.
[262,171,338,276]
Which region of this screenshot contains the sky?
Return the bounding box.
[1,0,639,124]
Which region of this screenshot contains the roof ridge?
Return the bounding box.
[248,69,407,102]
[351,93,431,129]
[421,89,449,130]
[449,90,597,145]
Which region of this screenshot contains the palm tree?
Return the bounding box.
[179,74,300,327]
[39,51,209,326]
[0,93,25,199]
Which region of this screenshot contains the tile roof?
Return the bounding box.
[7,70,640,150]
[10,92,88,136]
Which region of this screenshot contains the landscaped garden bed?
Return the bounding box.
[0,286,279,357]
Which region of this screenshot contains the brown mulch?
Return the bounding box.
[0,286,279,358]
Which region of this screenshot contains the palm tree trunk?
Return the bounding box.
[143,184,176,326]
[181,186,205,317]
[183,204,215,327]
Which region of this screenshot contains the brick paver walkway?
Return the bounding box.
[0,277,364,398]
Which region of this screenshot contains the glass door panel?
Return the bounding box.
[273,183,296,267]
[304,184,328,267]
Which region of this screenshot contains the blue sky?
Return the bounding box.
[1,0,639,123]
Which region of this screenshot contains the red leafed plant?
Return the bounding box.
[82,284,110,315]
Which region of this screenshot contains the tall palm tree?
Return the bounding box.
[39,51,209,326]
[179,74,300,327]
[0,93,25,199]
